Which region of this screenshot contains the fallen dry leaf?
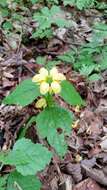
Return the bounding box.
[100,136,107,152]
[81,165,107,186]
[73,178,106,190]
[65,163,82,183]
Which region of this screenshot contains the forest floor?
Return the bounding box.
[0,1,107,190]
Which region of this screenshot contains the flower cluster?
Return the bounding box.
[32,67,66,95]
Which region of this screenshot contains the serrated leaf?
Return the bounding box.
[33,7,51,30]
[76,0,94,9]
[33,5,69,38]
[64,0,94,9]
[36,106,74,138]
[0,138,52,176]
[58,51,75,64]
[60,80,85,106]
[63,0,75,6]
[51,5,61,15]
[32,28,52,39]
[7,171,41,190]
[80,65,95,76]
[88,73,101,81]
[3,79,40,107]
[47,128,67,157]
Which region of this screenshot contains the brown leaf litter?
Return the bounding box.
[0,7,107,190]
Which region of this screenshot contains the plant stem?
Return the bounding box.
[45,93,55,107]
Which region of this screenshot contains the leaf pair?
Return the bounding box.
[3,79,85,107]
[2,78,85,160]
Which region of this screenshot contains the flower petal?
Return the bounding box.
[32,68,48,83]
[50,67,66,81]
[40,82,49,95]
[39,68,48,76]
[32,74,42,83]
[51,81,61,94]
[57,73,66,81]
[52,73,66,81]
[50,67,58,79]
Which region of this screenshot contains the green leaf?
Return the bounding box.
[32,28,53,39]
[0,0,7,7]
[7,171,41,190]
[74,54,94,71]
[63,0,94,9]
[36,56,46,65]
[33,5,69,39]
[51,5,61,15]
[60,80,85,106]
[100,55,107,71]
[88,73,101,81]
[0,175,8,190]
[52,6,71,27]
[46,60,61,70]
[64,0,75,6]
[57,50,75,64]
[80,65,95,76]
[47,128,67,157]
[3,79,40,106]
[76,0,94,9]
[93,23,107,31]
[36,106,74,138]
[31,0,38,4]
[36,106,73,156]
[0,138,52,176]
[0,8,9,17]
[2,21,13,30]
[26,110,70,157]
[33,7,51,30]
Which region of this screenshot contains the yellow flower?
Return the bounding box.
[32,67,66,95]
[32,68,48,83]
[72,119,80,129]
[75,154,82,163]
[50,67,66,81]
[51,81,61,94]
[50,67,58,78]
[40,82,49,95]
[74,105,80,113]
[32,74,42,83]
[39,68,48,77]
[35,98,47,108]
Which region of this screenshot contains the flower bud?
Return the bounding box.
[35,98,47,108]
